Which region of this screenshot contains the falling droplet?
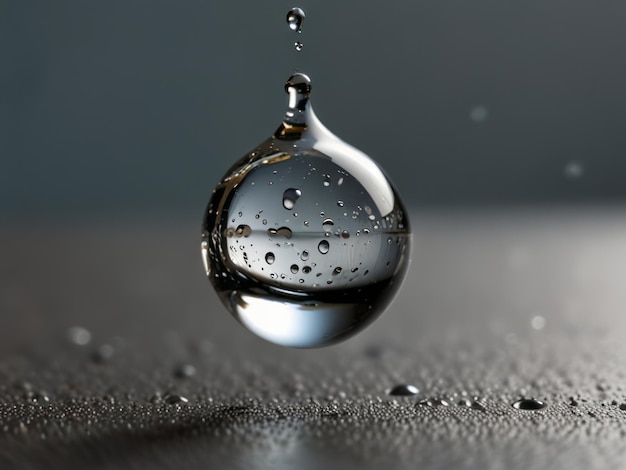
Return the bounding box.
[512,399,547,411]
[294,41,303,52]
[282,188,302,209]
[388,384,419,396]
[200,71,411,348]
[286,7,305,32]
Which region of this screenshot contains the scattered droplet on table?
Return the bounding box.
[512,398,547,411]
[388,384,419,396]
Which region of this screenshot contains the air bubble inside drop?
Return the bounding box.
[201,72,411,348]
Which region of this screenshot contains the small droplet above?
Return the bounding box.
[282,188,302,210]
[286,7,305,32]
[294,41,303,52]
[318,240,330,254]
[388,384,419,396]
[512,399,547,411]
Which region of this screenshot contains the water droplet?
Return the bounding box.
[531,315,546,330]
[388,384,419,396]
[236,224,252,237]
[290,264,299,274]
[282,188,302,209]
[458,399,486,411]
[619,403,626,411]
[67,326,91,346]
[564,161,584,179]
[286,7,305,32]
[337,200,344,207]
[200,72,411,348]
[173,364,197,379]
[512,399,547,411]
[294,41,303,52]
[165,394,189,405]
[469,105,489,123]
[265,252,275,264]
[268,227,293,239]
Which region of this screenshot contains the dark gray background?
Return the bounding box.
[2,0,626,218]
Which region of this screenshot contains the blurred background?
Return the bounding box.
[2,0,626,220]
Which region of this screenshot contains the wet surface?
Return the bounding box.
[1,207,626,469]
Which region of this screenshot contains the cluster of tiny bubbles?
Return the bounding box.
[286,7,305,51]
[201,70,411,348]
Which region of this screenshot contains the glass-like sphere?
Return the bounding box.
[202,74,411,348]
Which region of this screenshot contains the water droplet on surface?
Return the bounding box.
[68,326,91,346]
[165,394,189,405]
[286,7,305,32]
[512,399,547,411]
[619,403,626,411]
[282,188,302,209]
[388,384,419,396]
[318,240,330,254]
[290,264,299,274]
[200,72,411,348]
[294,41,303,52]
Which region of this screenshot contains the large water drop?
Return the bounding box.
[201,72,411,348]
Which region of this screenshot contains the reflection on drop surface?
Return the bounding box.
[201,73,411,348]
